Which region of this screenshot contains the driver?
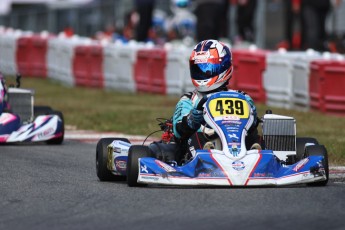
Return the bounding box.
[172,39,260,163]
[0,72,9,114]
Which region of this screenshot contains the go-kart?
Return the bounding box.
[96,91,328,187]
[0,74,64,144]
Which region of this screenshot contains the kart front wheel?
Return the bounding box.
[34,106,53,117]
[305,145,329,186]
[296,137,319,162]
[46,110,65,145]
[127,145,153,187]
[96,138,130,181]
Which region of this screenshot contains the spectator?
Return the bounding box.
[123,10,139,42]
[166,0,196,42]
[219,0,231,39]
[282,0,303,50]
[300,0,331,51]
[194,0,227,41]
[134,0,155,42]
[148,9,168,45]
[329,0,344,53]
[236,0,257,43]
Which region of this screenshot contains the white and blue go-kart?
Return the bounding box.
[96,91,328,187]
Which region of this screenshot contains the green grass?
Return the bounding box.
[16,77,345,165]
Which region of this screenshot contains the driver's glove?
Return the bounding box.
[186,108,204,130]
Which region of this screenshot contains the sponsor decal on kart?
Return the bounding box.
[253,172,274,178]
[141,164,148,173]
[219,93,240,98]
[226,127,239,132]
[228,133,239,142]
[228,142,240,145]
[293,158,309,172]
[221,120,242,125]
[114,147,121,153]
[198,171,224,177]
[155,160,176,172]
[37,127,55,139]
[113,141,131,153]
[222,115,241,121]
[115,160,127,171]
[232,161,245,171]
[230,143,240,157]
[141,176,159,181]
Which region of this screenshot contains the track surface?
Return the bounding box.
[1,139,345,230]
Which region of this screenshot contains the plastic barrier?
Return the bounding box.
[103,42,140,93]
[88,45,104,88]
[309,59,345,115]
[73,44,104,88]
[263,50,322,110]
[29,35,49,78]
[231,48,268,103]
[17,34,50,78]
[47,36,85,86]
[134,48,167,94]
[73,45,89,86]
[165,46,191,95]
[3,27,345,116]
[291,51,325,111]
[0,32,19,76]
[16,36,31,77]
[47,38,60,82]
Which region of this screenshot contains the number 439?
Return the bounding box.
[215,99,244,115]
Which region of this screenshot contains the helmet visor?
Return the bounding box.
[190,57,231,81]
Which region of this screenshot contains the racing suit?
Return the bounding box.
[172,87,259,163]
[0,76,9,114]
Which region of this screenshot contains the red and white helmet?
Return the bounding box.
[189,40,233,93]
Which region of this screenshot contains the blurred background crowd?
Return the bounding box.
[0,0,344,53]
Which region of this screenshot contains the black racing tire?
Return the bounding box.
[127,145,153,187]
[305,144,329,186]
[96,138,130,181]
[46,110,65,145]
[34,106,53,117]
[296,137,319,161]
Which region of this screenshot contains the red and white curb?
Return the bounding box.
[329,166,345,179]
[65,130,345,178]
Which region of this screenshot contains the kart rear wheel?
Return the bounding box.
[96,138,130,181]
[305,145,329,186]
[127,145,153,187]
[296,137,319,161]
[46,110,65,145]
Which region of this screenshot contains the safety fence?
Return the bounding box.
[1,28,345,116]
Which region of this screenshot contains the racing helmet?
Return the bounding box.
[172,0,189,8]
[189,40,233,93]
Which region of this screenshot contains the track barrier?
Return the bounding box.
[1,28,345,115]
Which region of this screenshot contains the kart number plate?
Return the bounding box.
[208,98,249,119]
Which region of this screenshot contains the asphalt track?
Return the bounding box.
[1,135,345,230]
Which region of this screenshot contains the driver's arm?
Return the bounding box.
[173,93,200,140]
